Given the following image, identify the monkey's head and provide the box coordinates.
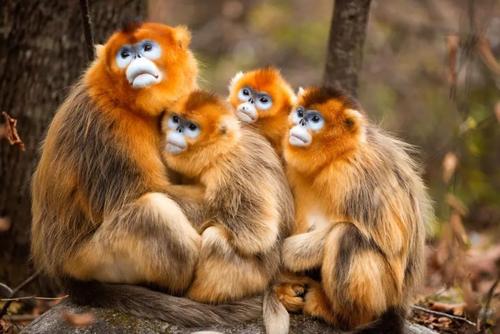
[87,22,198,117]
[228,67,295,124]
[284,86,365,173]
[162,90,240,176]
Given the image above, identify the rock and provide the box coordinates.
[21,300,438,334]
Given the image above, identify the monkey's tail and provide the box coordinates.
[65,280,262,327]
[263,286,290,334]
[352,307,405,334]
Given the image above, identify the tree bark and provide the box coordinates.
[323,0,371,95]
[0,0,145,294]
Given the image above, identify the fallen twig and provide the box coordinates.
[0,270,41,321]
[412,305,476,327]
[1,295,68,302]
[5,314,38,322]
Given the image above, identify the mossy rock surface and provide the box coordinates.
[21,300,438,334]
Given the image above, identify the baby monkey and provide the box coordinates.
[279,87,431,333]
[162,90,294,334]
[228,67,295,154]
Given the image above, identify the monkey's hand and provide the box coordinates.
[198,220,216,234]
[166,184,207,228]
[200,225,234,256]
[225,215,280,257]
[282,224,333,272]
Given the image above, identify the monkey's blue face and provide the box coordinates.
[235,87,273,123]
[288,106,325,147]
[115,40,163,89]
[164,114,201,154]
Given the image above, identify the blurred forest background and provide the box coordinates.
[0,0,499,333]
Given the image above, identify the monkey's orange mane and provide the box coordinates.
[85,22,198,119]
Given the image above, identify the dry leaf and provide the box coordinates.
[437,316,452,327]
[461,279,481,317]
[429,301,466,316]
[442,153,458,184]
[1,112,25,151]
[0,217,11,233]
[61,311,95,328]
[0,319,12,333]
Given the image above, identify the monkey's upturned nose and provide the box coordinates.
[299,119,307,126]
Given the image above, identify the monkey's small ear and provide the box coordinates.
[219,115,239,135]
[344,109,364,129]
[228,71,244,93]
[174,25,191,49]
[297,87,305,97]
[94,44,105,59]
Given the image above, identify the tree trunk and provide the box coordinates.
[323,0,371,95]
[0,0,145,294]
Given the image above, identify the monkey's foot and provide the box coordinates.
[275,282,306,312]
[303,282,335,324]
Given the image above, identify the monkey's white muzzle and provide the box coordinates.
[166,132,187,155]
[126,58,162,89]
[236,102,257,123]
[288,126,312,147]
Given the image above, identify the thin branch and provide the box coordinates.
[0,283,14,296]
[479,275,500,329]
[0,270,41,321]
[5,314,38,322]
[1,295,68,302]
[79,0,95,61]
[412,305,477,327]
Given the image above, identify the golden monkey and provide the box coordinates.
[31,22,260,326]
[162,90,294,334]
[228,67,295,154]
[277,87,431,333]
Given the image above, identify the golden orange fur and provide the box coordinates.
[228,67,295,154]
[278,87,431,333]
[31,23,261,326]
[87,22,197,118]
[162,91,294,333]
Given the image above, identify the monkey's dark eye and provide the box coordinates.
[143,42,153,52]
[185,122,200,138]
[120,50,130,58]
[172,115,179,123]
[307,112,324,131]
[116,46,133,68]
[297,108,304,118]
[259,97,268,103]
[238,87,253,102]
